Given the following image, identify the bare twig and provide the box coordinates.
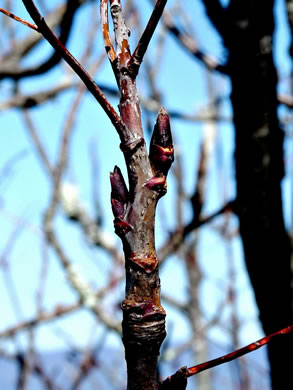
[158,200,235,262]
[110,0,131,71]
[128,0,167,77]
[0,2,67,63]
[152,0,228,73]
[186,325,293,377]
[22,0,125,137]
[0,271,125,340]
[159,326,293,389]
[1,1,85,80]
[0,7,38,30]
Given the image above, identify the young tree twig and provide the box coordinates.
[0,7,38,31]
[22,0,125,137]
[128,0,167,78]
[159,325,293,389]
[99,1,175,388]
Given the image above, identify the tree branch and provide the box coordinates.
[128,0,167,78]
[22,0,125,137]
[99,2,175,388]
[150,0,228,73]
[158,200,235,263]
[0,2,77,80]
[186,325,293,377]
[159,325,293,389]
[0,7,38,31]
[1,1,84,80]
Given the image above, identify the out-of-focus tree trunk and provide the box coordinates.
[202,0,293,388]
[227,1,292,388]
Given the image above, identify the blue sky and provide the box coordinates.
[0,1,291,377]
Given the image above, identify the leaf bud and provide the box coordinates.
[110,166,128,218]
[149,107,174,175]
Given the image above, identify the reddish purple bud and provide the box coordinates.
[150,144,174,163]
[111,199,125,219]
[150,107,174,175]
[151,107,173,148]
[114,219,133,234]
[110,166,128,203]
[110,166,129,218]
[145,176,166,191]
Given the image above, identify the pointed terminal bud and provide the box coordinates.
[110,166,129,218]
[149,107,174,175]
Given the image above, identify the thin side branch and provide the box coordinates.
[1,1,84,80]
[159,326,293,389]
[129,0,168,77]
[187,325,293,377]
[22,0,126,138]
[158,200,235,263]
[149,0,228,73]
[0,7,39,31]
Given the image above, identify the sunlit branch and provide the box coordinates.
[110,0,131,71]
[0,7,38,30]
[22,0,126,138]
[159,325,293,389]
[100,0,116,63]
[186,325,293,377]
[129,0,167,77]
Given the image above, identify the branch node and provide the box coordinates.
[144,176,167,194]
[120,137,145,156]
[114,218,134,235]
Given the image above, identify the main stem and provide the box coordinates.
[105,2,174,388]
[118,96,167,390]
[112,81,172,389]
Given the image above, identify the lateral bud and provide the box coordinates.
[110,166,129,218]
[145,176,166,192]
[114,219,133,235]
[149,107,174,175]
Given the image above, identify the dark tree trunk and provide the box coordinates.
[202,0,293,387]
[226,1,293,388]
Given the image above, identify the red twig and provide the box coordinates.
[21,0,126,138]
[160,325,293,388]
[129,0,168,77]
[186,325,293,377]
[0,7,39,31]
